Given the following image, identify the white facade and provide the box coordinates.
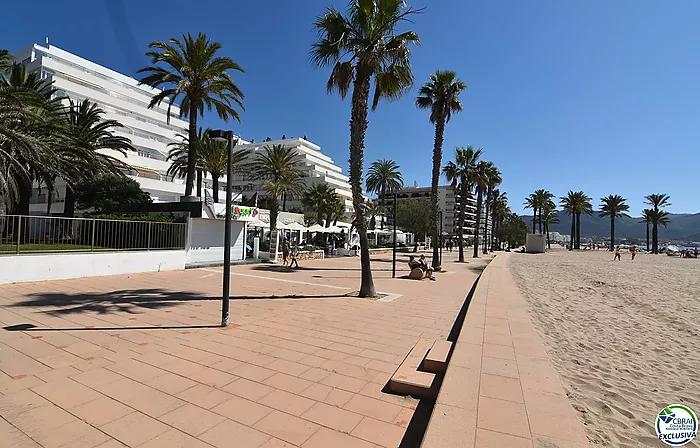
[14,43,359,216]
[14,43,195,212]
[231,138,357,216]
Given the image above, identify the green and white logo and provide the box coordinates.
[656,404,697,446]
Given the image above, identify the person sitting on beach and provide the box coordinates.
[630,245,637,260]
[408,255,435,280]
[419,255,436,280]
[614,245,621,261]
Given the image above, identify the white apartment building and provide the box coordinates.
[14,43,358,216]
[378,185,478,238]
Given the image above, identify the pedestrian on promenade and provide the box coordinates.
[290,243,300,269]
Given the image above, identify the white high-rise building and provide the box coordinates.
[14,43,358,216]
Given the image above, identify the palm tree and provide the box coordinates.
[197,132,251,203]
[366,159,403,229]
[471,161,491,258]
[482,164,502,254]
[524,194,537,234]
[416,70,467,267]
[489,190,507,250]
[303,183,337,225]
[251,145,304,233]
[311,1,420,297]
[640,209,653,251]
[0,50,12,72]
[364,202,379,230]
[644,193,672,254]
[540,203,559,249]
[599,195,630,251]
[534,189,554,234]
[442,145,482,261]
[560,191,577,250]
[138,32,245,198]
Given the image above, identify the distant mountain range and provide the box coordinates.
[518,212,700,242]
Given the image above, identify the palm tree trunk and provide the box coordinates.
[532,209,536,234]
[430,118,446,269]
[282,192,287,212]
[610,216,615,251]
[212,176,219,203]
[380,185,385,230]
[652,223,658,254]
[570,215,575,250]
[576,213,581,250]
[457,185,466,262]
[473,189,482,258]
[538,209,542,234]
[196,170,203,198]
[545,223,550,249]
[64,185,76,218]
[646,222,650,251]
[46,185,53,216]
[482,191,490,254]
[349,64,375,297]
[186,104,198,198]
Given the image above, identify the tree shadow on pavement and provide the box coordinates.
[9,288,348,316]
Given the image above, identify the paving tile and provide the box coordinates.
[254,410,320,445]
[139,428,213,448]
[301,426,375,448]
[482,343,516,361]
[343,394,402,423]
[31,377,102,408]
[70,368,125,388]
[475,428,532,447]
[100,412,170,447]
[35,365,82,383]
[230,363,277,382]
[159,403,226,436]
[477,396,530,439]
[176,383,232,409]
[483,332,513,347]
[266,358,310,376]
[300,383,332,401]
[70,396,135,426]
[0,417,43,447]
[12,404,77,437]
[479,373,524,403]
[420,403,476,448]
[481,356,520,379]
[532,435,591,448]
[259,438,297,448]
[116,383,185,418]
[259,389,316,415]
[39,419,109,448]
[529,415,589,444]
[302,401,364,432]
[263,372,313,394]
[211,395,274,426]
[351,416,405,448]
[145,371,198,395]
[435,366,480,410]
[200,419,271,448]
[222,378,275,401]
[106,358,165,382]
[393,407,414,428]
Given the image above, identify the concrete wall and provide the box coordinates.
[0,250,185,285]
[186,218,245,265]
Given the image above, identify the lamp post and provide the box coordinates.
[392,194,397,279]
[439,210,443,266]
[208,129,235,327]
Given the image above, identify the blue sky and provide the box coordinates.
[3,0,699,215]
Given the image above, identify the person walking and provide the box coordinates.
[614,245,621,261]
[630,245,637,260]
[290,243,300,269]
[282,238,290,266]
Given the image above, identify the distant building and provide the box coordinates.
[377,185,482,240]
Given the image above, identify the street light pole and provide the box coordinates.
[209,129,235,327]
[439,211,443,266]
[392,194,397,279]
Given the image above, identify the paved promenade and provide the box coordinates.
[422,253,590,447]
[0,251,487,448]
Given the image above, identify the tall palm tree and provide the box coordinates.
[251,145,304,233]
[364,201,380,230]
[644,193,672,254]
[442,145,482,261]
[524,194,537,234]
[138,32,245,198]
[574,191,594,249]
[640,209,653,251]
[560,191,577,250]
[489,190,507,250]
[482,164,502,254]
[59,99,134,217]
[311,1,420,297]
[471,161,491,258]
[599,194,630,250]
[366,159,403,229]
[540,203,559,249]
[303,183,337,225]
[197,132,251,203]
[416,70,467,268]
[534,189,554,234]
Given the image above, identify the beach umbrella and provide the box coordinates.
[326,226,343,234]
[307,224,326,232]
[286,222,307,231]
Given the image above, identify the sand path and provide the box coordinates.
[510,249,700,447]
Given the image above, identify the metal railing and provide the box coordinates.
[0,215,186,255]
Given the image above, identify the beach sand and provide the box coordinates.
[509,248,700,447]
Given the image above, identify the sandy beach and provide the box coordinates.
[510,249,700,447]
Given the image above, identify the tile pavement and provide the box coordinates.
[421,253,591,448]
[0,251,487,447]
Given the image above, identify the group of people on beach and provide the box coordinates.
[408,254,436,280]
[613,245,637,261]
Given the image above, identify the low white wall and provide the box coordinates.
[0,250,186,285]
[186,218,245,265]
